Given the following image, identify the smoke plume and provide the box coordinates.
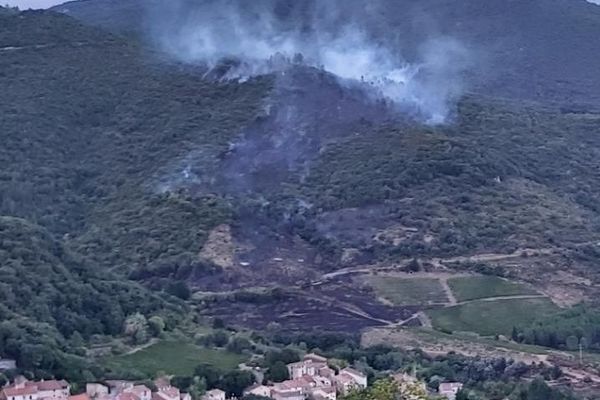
[147,0,471,124]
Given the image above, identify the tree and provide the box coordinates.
[406,258,420,272]
[264,349,300,367]
[266,361,289,383]
[171,376,193,391]
[565,335,579,351]
[455,389,470,400]
[148,316,165,337]
[217,370,255,398]
[526,378,553,400]
[123,313,148,335]
[212,331,230,347]
[0,373,8,387]
[167,281,191,300]
[70,331,85,348]
[197,331,229,347]
[212,318,225,329]
[226,337,252,354]
[194,364,221,389]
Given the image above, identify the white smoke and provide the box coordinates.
[149,1,470,124]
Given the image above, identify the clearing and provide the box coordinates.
[448,275,538,302]
[104,340,246,376]
[427,297,560,336]
[368,275,449,306]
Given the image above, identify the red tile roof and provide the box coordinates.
[3,386,38,397]
[38,381,69,391]
[157,387,179,399]
[116,393,140,400]
[69,394,90,400]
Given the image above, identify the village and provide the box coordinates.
[0,354,463,400]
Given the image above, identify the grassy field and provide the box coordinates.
[369,276,448,306]
[427,297,560,336]
[448,275,538,302]
[104,341,246,376]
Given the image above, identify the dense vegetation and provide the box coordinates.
[3,5,600,399]
[0,216,184,381]
[0,9,270,272]
[513,305,600,351]
[0,8,267,380]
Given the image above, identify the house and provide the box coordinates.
[125,386,151,400]
[2,384,39,400]
[438,383,463,400]
[1,379,70,400]
[201,389,225,400]
[311,376,332,389]
[69,394,91,400]
[287,359,328,380]
[86,384,109,399]
[243,385,272,398]
[115,393,140,400]
[338,369,366,389]
[302,354,327,364]
[37,380,70,400]
[287,361,313,380]
[309,386,336,400]
[316,367,334,379]
[270,388,304,400]
[333,368,367,394]
[155,386,180,400]
[105,382,134,395]
[153,379,170,392]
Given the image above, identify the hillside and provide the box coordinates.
[51,0,600,108]
[0,215,185,381]
[5,3,600,390]
[0,8,265,379]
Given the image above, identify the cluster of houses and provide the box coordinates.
[242,354,367,400]
[0,377,191,400]
[0,356,462,400]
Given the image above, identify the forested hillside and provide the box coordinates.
[5,2,600,393]
[0,8,267,380]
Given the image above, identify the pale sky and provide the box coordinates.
[5,0,600,9]
[4,0,600,8]
[3,0,600,10]
[3,0,65,9]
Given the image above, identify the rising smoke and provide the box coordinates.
[146,0,471,124]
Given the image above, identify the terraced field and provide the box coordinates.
[448,275,538,302]
[368,276,449,306]
[427,297,560,336]
[104,340,246,376]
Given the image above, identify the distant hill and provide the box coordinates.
[50,0,600,108]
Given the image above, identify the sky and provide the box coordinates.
[4,0,600,8]
[4,0,65,8]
